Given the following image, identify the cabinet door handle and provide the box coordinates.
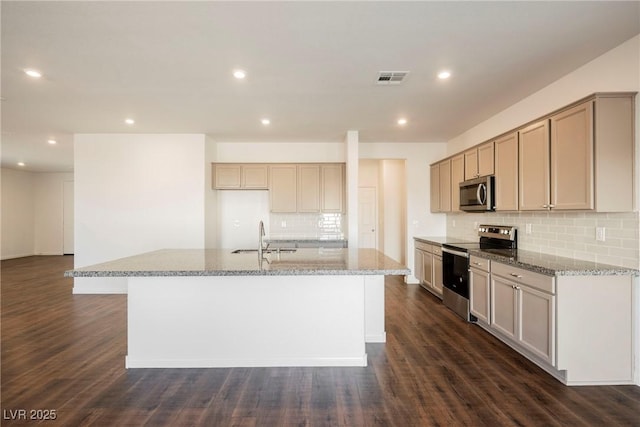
[473,262,483,266]
[510,273,522,278]
[548,204,556,208]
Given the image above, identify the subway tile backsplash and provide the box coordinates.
[270,213,346,240]
[447,211,639,269]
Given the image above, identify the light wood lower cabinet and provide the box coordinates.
[469,256,490,325]
[490,262,556,368]
[413,240,442,299]
[432,248,443,297]
[465,257,633,385]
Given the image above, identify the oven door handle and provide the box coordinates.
[442,247,469,258]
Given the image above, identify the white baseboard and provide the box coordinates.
[125,354,368,368]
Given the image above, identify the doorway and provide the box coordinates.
[358,159,406,264]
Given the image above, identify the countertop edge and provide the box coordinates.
[65,268,411,278]
[468,250,639,277]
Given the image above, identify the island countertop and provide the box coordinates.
[65,248,411,277]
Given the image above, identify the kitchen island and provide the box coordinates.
[66,248,409,368]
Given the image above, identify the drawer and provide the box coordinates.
[469,255,490,272]
[491,262,555,294]
[431,245,443,256]
[414,241,433,253]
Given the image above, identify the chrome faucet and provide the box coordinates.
[258,220,267,261]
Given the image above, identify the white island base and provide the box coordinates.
[125,274,385,368]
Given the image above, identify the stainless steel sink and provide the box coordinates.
[231,248,297,254]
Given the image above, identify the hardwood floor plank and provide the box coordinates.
[1,256,639,426]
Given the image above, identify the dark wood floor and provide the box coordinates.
[1,256,639,426]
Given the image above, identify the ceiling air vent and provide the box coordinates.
[376,71,409,85]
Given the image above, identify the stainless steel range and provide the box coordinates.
[441,225,517,321]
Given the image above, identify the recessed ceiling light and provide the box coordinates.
[17,162,26,167]
[261,118,271,125]
[125,118,135,125]
[233,69,246,79]
[438,70,451,80]
[48,139,57,145]
[397,118,408,125]
[24,69,42,78]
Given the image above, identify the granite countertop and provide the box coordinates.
[469,248,638,277]
[414,236,477,246]
[414,236,638,276]
[65,248,410,278]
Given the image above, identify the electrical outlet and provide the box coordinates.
[473,221,479,230]
[452,219,456,228]
[281,220,287,228]
[596,227,606,242]
[525,223,532,234]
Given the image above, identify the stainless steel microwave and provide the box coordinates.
[459,176,495,212]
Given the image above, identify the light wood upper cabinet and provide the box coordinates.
[297,164,321,212]
[464,141,495,180]
[269,164,298,212]
[494,132,519,211]
[430,160,452,213]
[213,164,242,189]
[550,101,594,210]
[270,163,345,213]
[478,141,495,177]
[464,149,478,180]
[242,164,269,189]
[438,159,452,212]
[518,119,550,211]
[451,154,464,212]
[430,164,440,213]
[593,95,634,212]
[213,164,268,189]
[516,94,634,212]
[430,159,460,212]
[321,164,345,213]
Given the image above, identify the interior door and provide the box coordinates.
[358,187,377,249]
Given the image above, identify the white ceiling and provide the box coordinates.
[2,1,639,172]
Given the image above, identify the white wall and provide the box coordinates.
[360,142,448,281]
[216,142,345,163]
[73,134,205,293]
[1,168,74,260]
[1,168,35,259]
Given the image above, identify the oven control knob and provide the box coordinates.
[459,277,463,283]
